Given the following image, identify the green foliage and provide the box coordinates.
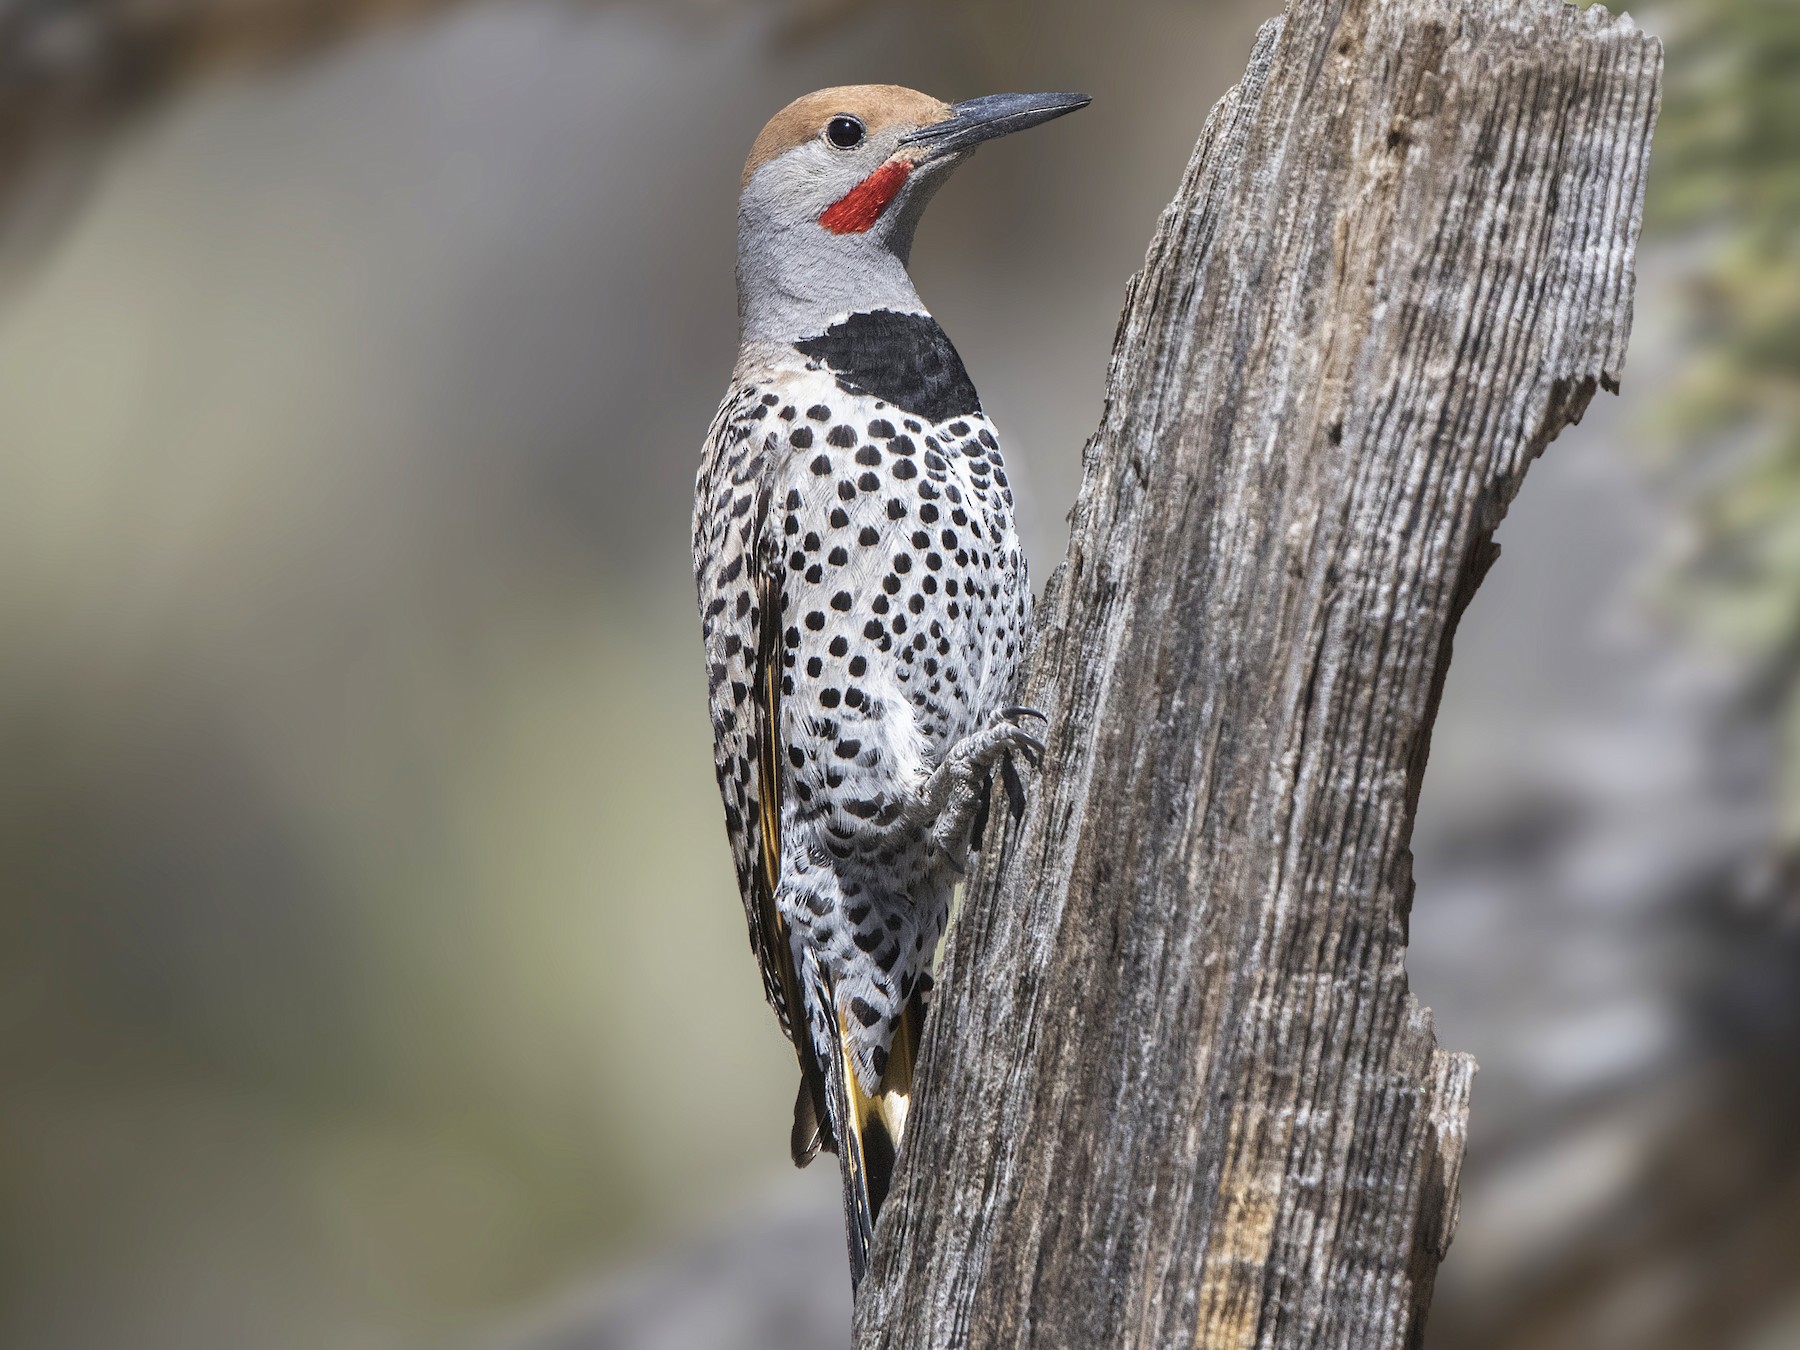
[1651,0,1800,846]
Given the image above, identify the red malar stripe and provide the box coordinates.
[819,159,913,235]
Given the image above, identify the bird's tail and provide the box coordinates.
[801,962,921,1286]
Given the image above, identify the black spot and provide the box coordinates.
[856,445,882,466]
[791,427,814,449]
[848,655,867,676]
[893,553,912,573]
[807,405,831,421]
[919,503,939,523]
[788,746,804,769]
[830,508,850,529]
[858,472,881,492]
[838,480,857,502]
[828,546,849,566]
[827,424,858,449]
[867,419,895,439]
[829,636,849,657]
[851,997,882,1027]
[810,454,832,475]
[859,526,880,546]
[830,591,852,611]
[893,459,918,480]
[805,611,825,631]
[836,739,862,759]
[820,688,841,707]
[882,574,901,595]
[853,927,882,953]
[887,499,907,520]
[863,620,885,640]
[806,656,823,677]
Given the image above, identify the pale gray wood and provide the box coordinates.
[854,0,1661,1345]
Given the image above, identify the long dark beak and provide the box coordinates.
[900,91,1091,161]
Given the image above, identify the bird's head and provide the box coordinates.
[735,84,1090,343]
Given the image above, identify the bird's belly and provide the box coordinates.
[767,382,1029,802]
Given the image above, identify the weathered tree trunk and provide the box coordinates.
[855,0,1660,1345]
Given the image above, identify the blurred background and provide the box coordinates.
[0,0,1793,1346]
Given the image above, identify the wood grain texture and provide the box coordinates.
[854,0,1661,1345]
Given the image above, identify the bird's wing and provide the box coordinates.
[694,388,834,1164]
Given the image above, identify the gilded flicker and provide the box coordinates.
[692,84,1088,1283]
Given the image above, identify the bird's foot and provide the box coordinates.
[915,709,1046,868]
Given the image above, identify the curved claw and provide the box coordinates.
[1011,732,1046,768]
[1002,705,1049,724]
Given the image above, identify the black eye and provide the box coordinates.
[825,115,866,150]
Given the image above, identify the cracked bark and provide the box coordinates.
[854,0,1661,1345]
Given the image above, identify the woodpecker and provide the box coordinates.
[692,84,1088,1284]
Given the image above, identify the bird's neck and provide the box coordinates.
[736,217,929,349]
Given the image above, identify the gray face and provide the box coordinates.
[750,115,951,241]
[735,130,958,348]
